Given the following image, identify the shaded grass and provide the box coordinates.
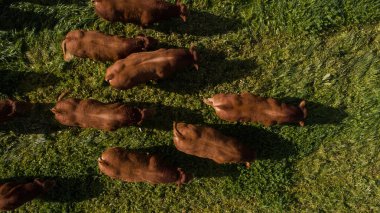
[0,0,379,212]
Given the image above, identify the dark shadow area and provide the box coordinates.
[135,145,240,179]
[124,102,204,131]
[150,47,257,94]
[152,10,242,36]
[0,175,104,202]
[306,101,348,125]
[22,0,87,5]
[209,124,297,161]
[133,122,297,178]
[0,0,86,6]
[0,70,62,96]
[276,97,348,125]
[0,7,57,31]
[155,42,182,49]
[0,103,66,134]
[43,176,104,202]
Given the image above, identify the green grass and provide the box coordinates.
[0,0,379,212]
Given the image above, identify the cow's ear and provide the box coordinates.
[50,107,59,114]
[105,74,114,81]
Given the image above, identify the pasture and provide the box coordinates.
[0,0,379,211]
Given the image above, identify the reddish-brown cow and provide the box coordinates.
[93,0,188,27]
[51,93,154,131]
[98,147,190,185]
[105,47,198,90]
[62,30,157,62]
[204,93,307,126]
[173,122,255,166]
[0,179,55,211]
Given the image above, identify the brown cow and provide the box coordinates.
[98,147,190,185]
[173,122,255,166]
[0,99,32,123]
[93,0,188,27]
[51,93,154,131]
[105,47,198,90]
[204,93,307,126]
[61,30,157,62]
[0,179,55,211]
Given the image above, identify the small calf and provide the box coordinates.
[0,99,32,123]
[173,122,255,165]
[62,30,157,62]
[105,47,198,90]
[204,93,307,126]
[51,93,153,131]
[98,147,190,185]
[0,179,55,211]
[93,0,188,27]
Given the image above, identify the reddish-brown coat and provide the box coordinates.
[51,95,153,131]
[93,0,188,26]
[98,147,190,185]
[204,93,307,126]
[173,122,256,164]
[105,47,198,90]
[62,30,157,62]
[0,179,55,211]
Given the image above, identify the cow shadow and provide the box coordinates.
[134,146,240,179]
[0,6,57,31]
[152,10,242,36]
[134,123,296,179]
[0,103,66,134]
[0,70,62,96]
[0,101,203,134]
[0,175,104,202]
[276,97,348,125]
[208,124,298,160]
[150,47,257,94]
[126,102,204,131]
[43,176,104,202]
[21,0,87,5]
[0,0,86,6]
[306,101,348,125]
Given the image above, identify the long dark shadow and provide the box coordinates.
[150,47,257,94]
[152,10,242,36]
[276,97,348,125]
[134,122,297,179]
[0,7,57,31]
[208,124,298,161]
[0,175,104,202]
[0,103,66,134]
[0,70,62,96]
[1,0,86,6]
[42,176,104,202]
[134,145,240,179]
[126,102,204,131]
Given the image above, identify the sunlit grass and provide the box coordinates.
[0,0,379,211]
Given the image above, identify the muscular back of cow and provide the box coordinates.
[51,94,153,131]
[105,47,198,90]
[173,122,256,165]
[98,147,190,185]
[93,0,188,26]
[62,30,157,62]
[204,93,307,126]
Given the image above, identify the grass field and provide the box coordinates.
[0,0,379,212]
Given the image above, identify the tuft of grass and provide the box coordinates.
[0,0,379,212]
